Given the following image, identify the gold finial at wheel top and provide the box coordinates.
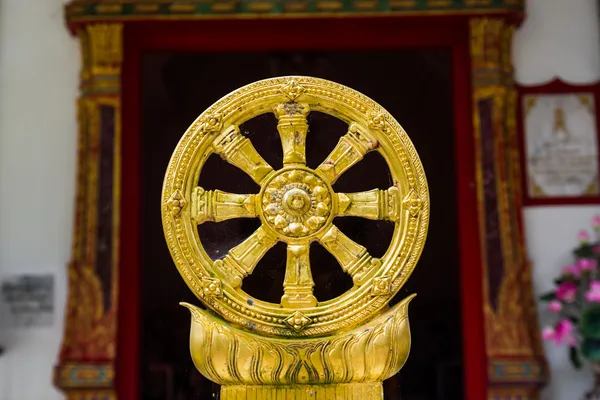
[162,76,429,338]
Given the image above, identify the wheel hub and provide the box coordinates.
[260,168,332,239]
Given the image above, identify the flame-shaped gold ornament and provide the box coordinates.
[162,76,429,399]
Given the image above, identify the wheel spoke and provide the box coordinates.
[274,102,309,165]
[281,243,317,308]
[318,225,381,286]
[316,123,378,184]
[191,187,257,224]
[214,226,278,288]
[212,125,274,184]
[336,187,401,222]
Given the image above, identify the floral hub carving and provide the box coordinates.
[260,169,332,238]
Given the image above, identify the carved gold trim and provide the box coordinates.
[426,0,452,7]
[96,4,123,14]
[466,0,493,6]
[389,0,417,7]
[169,2,197,12]
[56,23,123,399]
[65,0,524,26]
[66,391,116,400]
[59,97,121,360]
[54,363,115,389]
[79,24,123,95]
[470,17,546,390]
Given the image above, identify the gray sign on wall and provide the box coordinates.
[0,274,54,328]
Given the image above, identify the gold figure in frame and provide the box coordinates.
[161,76,430,399]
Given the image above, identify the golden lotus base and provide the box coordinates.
[183,296,414,399]
[220,383,383,399]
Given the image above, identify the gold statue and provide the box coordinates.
[162,76,429,399]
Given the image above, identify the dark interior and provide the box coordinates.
[140,50,462,399]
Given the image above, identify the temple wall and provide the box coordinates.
[0,0,598,399]
[514,0,600,399]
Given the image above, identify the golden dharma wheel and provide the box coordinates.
[162,76,429,338]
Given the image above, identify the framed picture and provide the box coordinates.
[517,78,600,205]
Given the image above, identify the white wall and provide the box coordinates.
[514,0,600,399]
[0,0,79,399]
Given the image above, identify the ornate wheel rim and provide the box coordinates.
[162,76,429,337]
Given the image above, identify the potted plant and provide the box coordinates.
[540,216,600,399]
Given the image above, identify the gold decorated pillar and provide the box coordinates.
[54,24,122,400]
[470,17,547,399]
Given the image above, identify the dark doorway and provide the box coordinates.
[140,50,462,399]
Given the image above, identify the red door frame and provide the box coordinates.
[119,17,485,400]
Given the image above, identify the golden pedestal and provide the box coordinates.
[221,384,382,399]
[183,296,413,399]
[162,77,429,399]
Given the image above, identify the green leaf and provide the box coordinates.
[570,346,583,369]
[575,244,596,259]
[539,291,556,301]
[554,277,580,285]
[581,305,600,339]
[582,338,600,362]
[554,277,567,285]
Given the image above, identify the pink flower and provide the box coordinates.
[542,320,576,346]
[579,230,591,242]
[586,281,600,303]
[579,258,598,272]
[594,246,600,254]
[548,300,562,312]
[555,319,575,346]
[593,215,600,230]
[562,264,581,278]
[557,282,578,303]
[542,326,555,340]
